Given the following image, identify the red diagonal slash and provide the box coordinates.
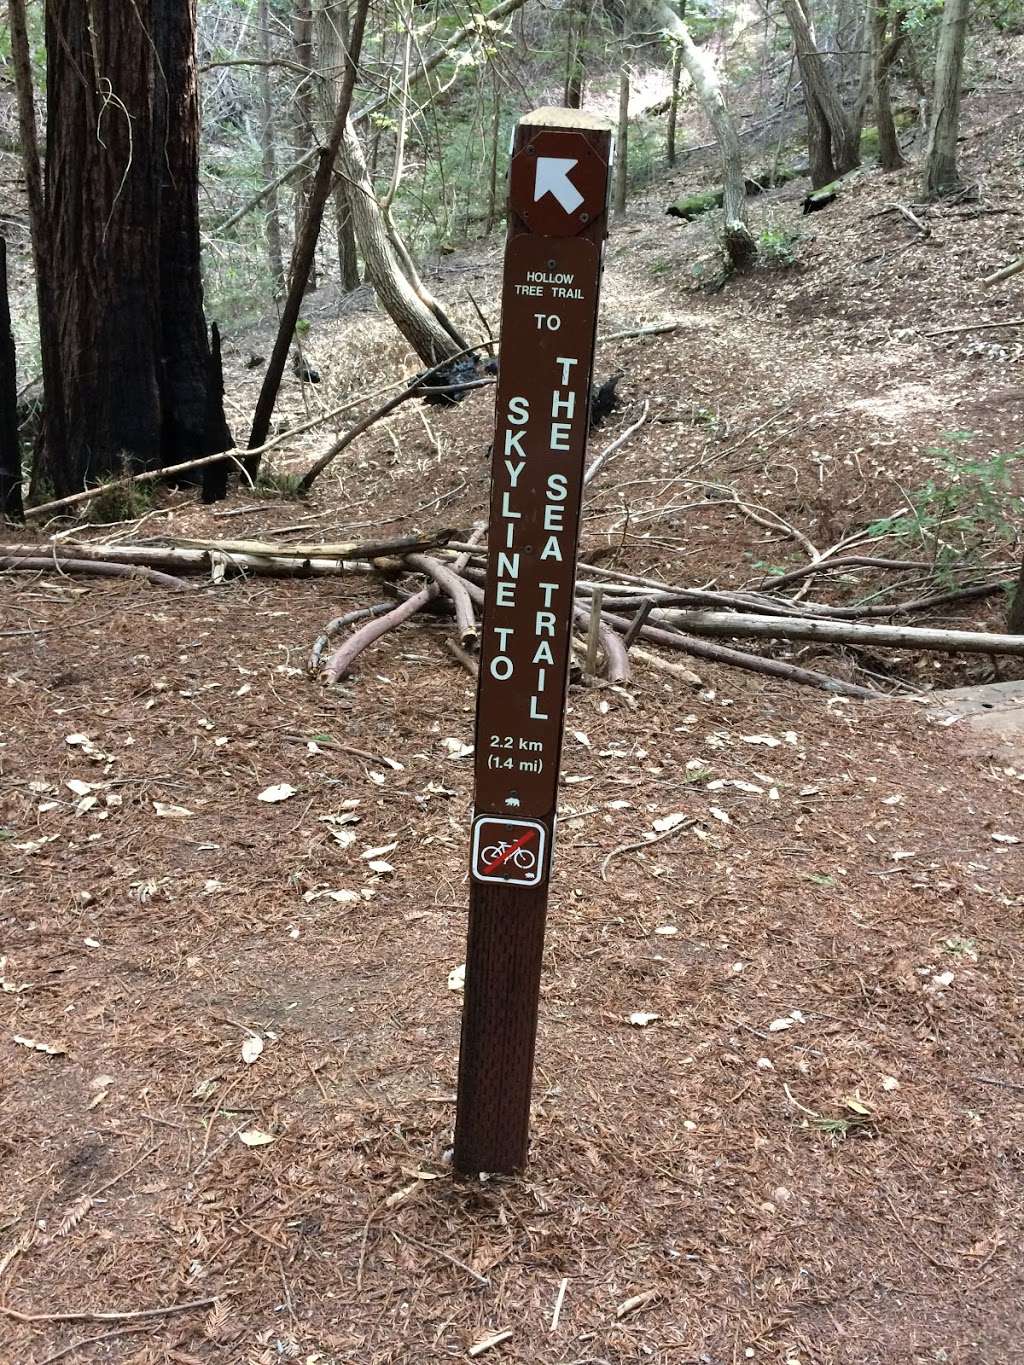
[482,829,538,876]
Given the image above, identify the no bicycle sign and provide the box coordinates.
[454,109,612,1178]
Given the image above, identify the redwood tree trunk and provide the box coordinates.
[38,0,163,498]
[153,0,234,491]
[259,0,286,290]
[317,0,360,292]
[36,0,232,502]
[293,2,319,293]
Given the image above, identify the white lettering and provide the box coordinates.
[504,459,525,488]
[539,582,560,608]
[551,390,576,419]
[504,428,526,458]
[507,395,529,424]
[496,582,516,607]
[550,422,571,451]
[501,491,521,519]
[547,473,568,501]
[490,656,514,680]
[529,695,549,720]
[495,627,515,650]
[533,641,554,664]
[535,667,547,691]
[557,357,579,386]
[535,611,556,637]
[497,552,520,580]
[540,535,563,561]
[543,504,565,532]
[534,314,562,331]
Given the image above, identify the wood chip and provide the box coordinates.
[616,1288,661,1318]
[468,1329,513,1357]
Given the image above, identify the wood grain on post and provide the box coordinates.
[454,108,612,1177]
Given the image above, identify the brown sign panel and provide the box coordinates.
[473,231,602,823]
[455,110,611,1178]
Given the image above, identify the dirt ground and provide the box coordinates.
[3,44,1024,1365]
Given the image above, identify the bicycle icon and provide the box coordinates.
[481,840,537,873]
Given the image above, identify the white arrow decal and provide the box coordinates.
[534,157,584,215]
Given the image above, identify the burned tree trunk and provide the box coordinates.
[34,0,232,503]
[153,0,234,499]
[36,0,163,498]
[0,240,23,520]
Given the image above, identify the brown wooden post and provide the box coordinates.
[454,108,612,1177]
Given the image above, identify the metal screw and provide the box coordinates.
[580,211,590,223]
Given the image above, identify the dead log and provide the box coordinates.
[650,608,1024,657]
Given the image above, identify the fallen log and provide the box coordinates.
[0,541,377,578]
[602,610,881,699]
[649,609,1024,657]
[0,554,190,591]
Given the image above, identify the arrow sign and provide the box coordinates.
[534,157,583,215]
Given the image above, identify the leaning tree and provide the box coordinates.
[30,0,232,502]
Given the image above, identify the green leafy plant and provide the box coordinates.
[757,222,801,268]
[865,434,1021,578]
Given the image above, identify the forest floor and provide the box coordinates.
[3,44,1024,1365]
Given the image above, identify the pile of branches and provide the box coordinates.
[3,527,1022,702]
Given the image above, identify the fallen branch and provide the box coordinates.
[0,1295,221,1325]
[597,322,679,344]
[649,608,1024,657]
[324,586,437,682]
[0,542,375,580]
[574,601,632,684]
[406,552,477,647]
[308,603,396,673]
[583,402,650,487]
[982,255,1024,287]
[0,554,189,591]
[296,344,487,495]
[602,610,881,699]
[922,317,1024,337]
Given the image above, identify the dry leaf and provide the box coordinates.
[241,1036,264,1065]
[257,783,296,803]
[66,778,95,796]
[55,1195,93,1238]
[153,801,193,818]
[652,812,688,833]
[238,1129,276,1148]
[447,963,466,992]
[367,860,394,875]
[627,1011,660,1027]
[441,737,473,759]
[362,842,398,860]
[13,1034,66,1056]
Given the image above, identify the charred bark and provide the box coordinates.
[35,0,232,503]
[0,239,23,520]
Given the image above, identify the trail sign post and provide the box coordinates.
[454,108,612,1177]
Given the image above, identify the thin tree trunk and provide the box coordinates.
[564,0,588,107]
[873,3,908,170]
[923,0,969,198]
[246,0,371,472]
[614,62,630,216]
[258,0,285,290]
[781,0,861,187]
[849,0,875,144]
[292,2,318,292]
[485,72,501,234]
[9,0,66,491]
[667,41,683,167]
[317,0,360,291]
[339,118,462,366]
[0,239,23,520]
